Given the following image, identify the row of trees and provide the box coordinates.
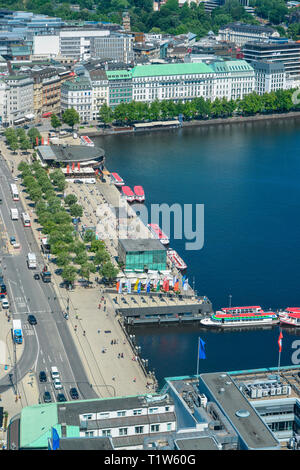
[51,108,80,130]
[99,89,298,125]
[18,161,118,285]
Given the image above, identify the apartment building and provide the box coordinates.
[243,40,300,77]
[88,68,109,120]
[2,74,34,125]
[219,22,279,47]
[107,69,132,109]
[61,77,92,121]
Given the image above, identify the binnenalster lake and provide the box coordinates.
[94,119,300,385]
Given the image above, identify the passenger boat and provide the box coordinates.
[147,223,169,245]
[134,185,145,202]
[121,186,135,202]
[279,308,300,326]
[111,172,125,186]
[200,306,279,327]
[80,135,94,147]
[167,248,187,270]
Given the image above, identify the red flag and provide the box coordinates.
[278,331,283,353]
[116,281,120,292]
[174,280,179,292]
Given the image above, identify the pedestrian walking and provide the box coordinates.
[83,330,86,336]
[74,325,77,332]
[133,377,136,383]
[97,329,101,334]
[112,376,115,381]
[98,304,101,309]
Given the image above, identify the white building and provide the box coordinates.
[61,77,92,122]
[2,75,34,125]
[251,61,286,95]
[218,22,279,47]
[88,68,109,120]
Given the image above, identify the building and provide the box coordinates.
[36,144,105,170]
[10,393,176,450]
[122,11,131,32]
[9,365,300,450]
[251,61,286,95]
[131,60,255,104]
[118,239,167,271]
[31,67,62,118]
[218,22,279,47]
[107,69,132,109]
[90,33,134,64]
[88,68,109,120]
[61,77,92,122]
[243,40,300,77]
[2,74,34,125]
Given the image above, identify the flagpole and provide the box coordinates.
[277,328,282,377]
[196,337,200,380]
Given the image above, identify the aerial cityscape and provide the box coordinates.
[0,0,300,455]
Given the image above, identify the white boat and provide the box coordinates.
[147,223,169,245]
[279,308,300,326]
[111,172,125,187]
[167,248,187,270]
[201,306,279,327]
[80,135,94,147]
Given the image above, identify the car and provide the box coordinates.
[34,273,40,280]
[13,176,18,181]
[57,393,67,402]
[36,123,42,127]
[74,179,83,184]
[28,314,37,325]
[0,293,5,300]
[10,236,16,246]
[39,371,47,383]
[53,378,62,390]
[1,299,9,309]
[55,268,63,276]
[0,284,7,294]
[43,391,52,403]
[23,125,29,129]
[70,387,79,399]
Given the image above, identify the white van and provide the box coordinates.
[51,366,60,380]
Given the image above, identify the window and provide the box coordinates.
[135,426,144,434]
[99,412,110,419]
[117,411,126,417]
[85,431,94,437]
[167,423,172,431]
[149,407,158,414]
[150,424,160,433]
[119,427,128,436]
[102,429,111,437]
[133,409,142,415]
[82,414,93,420]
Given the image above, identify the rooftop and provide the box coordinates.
[37,144,105,163]
[119,238,167,253]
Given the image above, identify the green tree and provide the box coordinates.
[99,103,114,125]
[100,261,119,281]
[69,204,83,218]
[64,194,78,206]
[51,114,62,130]
[62,108,80,129]
[62,265,77,284]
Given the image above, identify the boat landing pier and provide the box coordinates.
[107,292,212,325]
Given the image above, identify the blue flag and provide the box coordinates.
[198,338,206,360]
[146,280,150,293]
[182,275,186,288]
[52,427,60,450]
[137,281,141,294]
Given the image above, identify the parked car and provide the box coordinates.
[34,273,40,280]
[1,299,9,309]
[70,387,79,400]
[23,125,29,129]
[28,314,37,325]
[53,378,62,390]
[0,284,7,294]
[43,391,52,403]
[39,371,47,383]
[74,179,83,184]
[57,393,67,402]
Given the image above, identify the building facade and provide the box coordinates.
[251,61,286,95]
[61,77,92,121]
[107,69,132,108]
[2,74,34,125]
[218,22,279,47]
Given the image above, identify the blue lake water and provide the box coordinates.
[95,119,300,384]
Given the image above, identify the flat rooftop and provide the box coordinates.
[175,437,220,451]
[200,372,280,449]
[37,144,105,163]
[119,238,167,252]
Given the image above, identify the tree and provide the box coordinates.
[69,204,83,218]
[90,239,106,253]
[10,139,19,154]
[74,251,88,266]
[51,114,62,130]
[64,194,78,206]
[100,261,119,281]
[93,249,110,268]
[56,251,72,266]
[83,229,96,243]
[27,127,41,146]
[62,108,80,129]
[18,161,29,172]
[99,103,114,125]
[62,265,77,284]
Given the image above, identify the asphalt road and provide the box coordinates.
[0,153,98,402]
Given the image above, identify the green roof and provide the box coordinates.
[211,60,254,73]
[20,403,59,449]
[132,62,213,78]
[106,70,132,80]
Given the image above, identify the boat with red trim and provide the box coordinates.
[200,306,279,327]
[80,135,94,147]
[279,308,300,326]
[134,185,145,202]
[111,172,125,186]
[167,248,187,270]
[147,223,169,245]
[121,186,135,202]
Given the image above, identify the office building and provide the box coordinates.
[118,239,167,271]
[61,77,92,121]
[243,40,300,77]
[251,61,286,95]
[219,22,279,47]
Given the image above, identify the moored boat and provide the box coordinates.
[279,308,300,326]
[134,185,145,202]
[201,306,278,327]
[111,172,125,186]
[121,186,135,202]
[80,135,94,147]
[167,248,187,270]
[147,223,169,245]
